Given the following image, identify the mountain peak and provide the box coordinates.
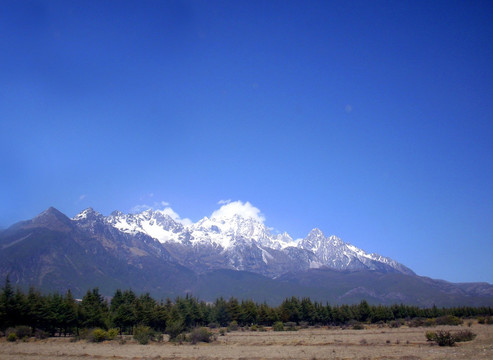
[307,228,325,237]
[30,207,73,232]
[73,208,104,222]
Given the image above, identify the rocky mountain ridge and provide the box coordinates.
[1,206,493,306]
[72,206,415,277]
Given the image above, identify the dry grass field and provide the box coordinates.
[1,323,492,360]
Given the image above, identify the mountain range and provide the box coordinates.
[1,204,492,306]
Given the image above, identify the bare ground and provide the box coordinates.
[1,324,492,360]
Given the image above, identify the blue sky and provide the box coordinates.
[1,0,492,283]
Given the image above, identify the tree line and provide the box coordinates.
[1,277,492,337]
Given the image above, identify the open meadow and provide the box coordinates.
[1,323,492,360]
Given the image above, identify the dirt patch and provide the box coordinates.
[1,324,492,360]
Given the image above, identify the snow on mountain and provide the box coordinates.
[105,209,185,243]
[71,201,413,276]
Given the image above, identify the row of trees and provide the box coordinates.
[1,278,492,337]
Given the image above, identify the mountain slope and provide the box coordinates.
[1,206,492,306]
[79,207,413,277]
[0,208,195,298]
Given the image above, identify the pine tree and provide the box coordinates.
[79,288,108,329]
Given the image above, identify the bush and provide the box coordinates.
[453,330,477,343]
[208,322,219,329]
[424,318,436,327]
[7,333,17,342]
[425,331,436,341]
[133,325,154,345]
[352,322,364,330]
[79,328,89,340]
[90,328,108,343]
[227,321,239,331]
[436,315,462,326]
[14,326,32,339]
[189,327,215,344]
[389,320,403,328]
[250,324,258,331]
[435,331,456,346]
[219,328,226,336]
[426,330,455,346]
[34,329,49,340]
[285,322,297,331]
[299,321,309,329]
[273,321,284,331]
[166,319,185,340]
[107,328,119,340]
[408,318,426,327]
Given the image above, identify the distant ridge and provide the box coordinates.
[0,206,492,306]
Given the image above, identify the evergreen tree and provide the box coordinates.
[239,300,258,326]
[0,276,15,329]
[79,288,108,329]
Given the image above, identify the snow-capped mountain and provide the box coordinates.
[5,205,493,306]
[71,202,414,277]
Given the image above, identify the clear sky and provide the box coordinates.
[1,0,492,283]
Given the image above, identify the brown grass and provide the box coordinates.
[0,323,492,360]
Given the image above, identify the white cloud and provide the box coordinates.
[218,199,232,205]
[158,207,193,226]
[79,194,86,201]
[211,200,265,223]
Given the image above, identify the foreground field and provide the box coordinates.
[1,324,492,360]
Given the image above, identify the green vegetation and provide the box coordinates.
[0,277,492,344]
[273,321,284,331]
[188,327,215,344]
[425,329,477,346]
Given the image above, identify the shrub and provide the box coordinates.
[408,318,426,327]
[352,322,364,330]
[174,333,187,344]
[299,321,309,329]
[34,329,49,340]
[273,321,284,331]
[425,331,436,341]
[90,328,108,343]
[453,330,476,342]
[389,320,403,328]
[250,324,258,331]
[208,322,219,329]
[14,326,32,339]
[258,325,266,332]
[166,319,185,340]
[133,325,154,345]
[7,333,17,342]
[436,315,462,326]
[227,321,239,331]
[107,328,119,340]
[79,328,89,340]
[426,330,455,346]
[219,328,226,336]
[424,318,436,327]
[285,322,298,331]
[189,327,215,344]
